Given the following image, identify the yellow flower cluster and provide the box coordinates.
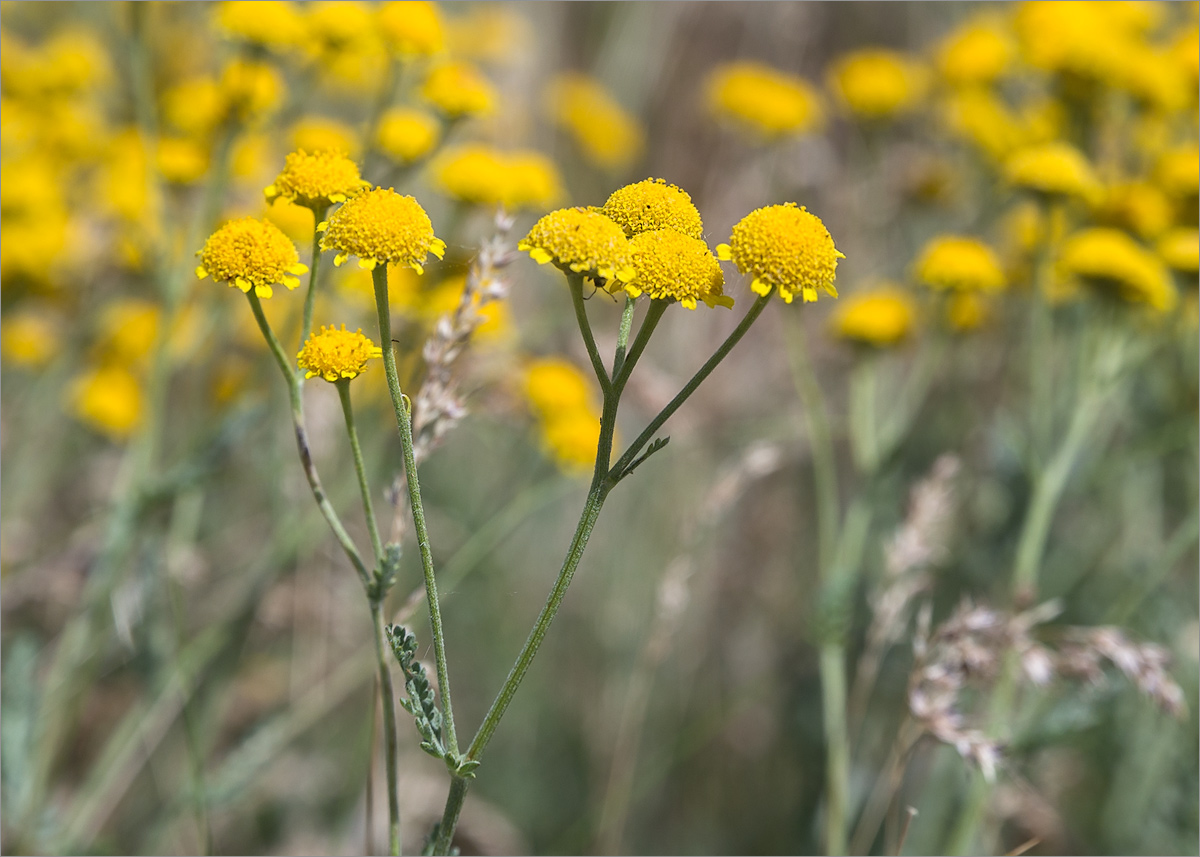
[520,207,636,285]
[523,358,601,473]
[297,325,383,382]
[320,188,446,273]
[707,62,825,139]
[197,217,310,299]
[623,229,732,310]
[831,287,916,346]
[600,178,704,240]
[432,145,562,210]
[546,73,644,170]
[717,204,844,304]
[264,149,370,210]
[914,236,1005,293]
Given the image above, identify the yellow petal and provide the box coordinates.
[750,278,772,297]
[430,238,447,259]
[195,266,208,280]
[256,284,274,299]
[715,243,732,261]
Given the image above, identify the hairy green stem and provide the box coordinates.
[612,294,637,377]
[372,265,459,757]
[300,208,328,356]
[569,274,614,394]
[820,644,850,856]
[336,380,385,565]
[371,600,403,856]
[611,299,668,392]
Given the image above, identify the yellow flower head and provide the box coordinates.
[503,152,563,210]
[946,291,988,332]
[936,16,1015,87]
[197,217,309,299]
[162,77,224,138]
[68,365,144,440]
[706,61,825,139]
[1006,142,1100,201]
[290,117,360,159]
[601,178,704,240]
[320,188,446,273]
[940,89,1023,162]
[545,73,644,170]
[524,357,595,416]
[264,149,370,210]
[96,299,161,366]
[376,107,441,165]
[431,145,562,210]
[716,203,843,304]
[1059,228,1176,311]
[421,61,496,118]
[220,58,285,122]
[622,229,731,310]
[378,1,444,57]
[829,49,927,120]
[1,310,60,368]
[914,236,1005,292]
[1156,143,1200,199]
[541,409,601,473]
[1096,182,1173,241]
[297,325,383,382]
[215,1,306,51]
[157,138,210,185]
[519,207,635,284]
[1158,228,1200,274]
[830,286,915,346]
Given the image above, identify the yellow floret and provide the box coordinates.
[830,286,916,346]
[320,188,446,273]
[601,178,704,240]
[1006,142,1099,201]
[1059,228,1176,311]
[716,203,843,304]
[297,325,383,382]
[1156,143,1200,198]
[197,217,309,299]
[706,61,825,139]
[914,236,1005,292]
[622,229,731,310]
[519,207,635,284]
[264,149,370,210]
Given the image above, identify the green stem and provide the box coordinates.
[433,776,470,855]
[849,355,879,476]
[336,380,384,565]
[569,274,613,395]
[300,208,328,357]
[612,294,636,377]
[245,291,370,586]
[610,294,769,481]
[611,299,668,392]
[371,599,403,856]
[820,644,849,856]
[372,265,459,757]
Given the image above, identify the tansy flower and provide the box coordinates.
[601,178,704,240]
[157,138,209,185]
[524,357,596,417]
[914,236,1005,292]
[936,16,1015,87]
[1096,182,1173,241]
[939,89,1024,162]
[162,77,224,138]
[432,145,562,210]
[830,286,916,346]
[1,310,60,368]
[519,207,635,284]
[502,152,563,210]
[290,117,360,159]
[220,58,285,122]
[215,0,306,51]
[706,61,825,140]
[95,300,160,366]
[946,292,988,332]
[1005,142,1099,202]
[829,49,927,120]
[264,149,370,210]
[68,365,144,440]
[377,0,444,57]
[1158,228,1199,274]
[546,73,644,169]
[197,217,309,299]
[297,325,383,382]
[541,409,601,473]
[376,107,441,165]
[716,203,843,304]
[319,187,446,273]
[446,6,531,66]
[421,61,496,118]
[621,229,731,310]
[1059,228,1176,312]
[1156,143,1200,199]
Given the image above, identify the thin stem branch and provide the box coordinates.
[820,643,850,856]
[612,294,637,377]
[611,299,668,392]
[372,265,459,757]
[371,601,402,856]
[300,208,328,357]
[569,274,613,395]
[337,380,385,565]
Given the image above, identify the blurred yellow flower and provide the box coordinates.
[829,49,927,120]
[197,217,309,299]
[96,130,159,225]
[68,365,144,440]
[940,88,1023,161]
[95,300,160,366]
[320,188,446,273]
[1156,143,1200,199]
[601,178,704,240]
[546,73,644,169]
[220,58,285,123]
[1005,142,1099,201]
[290,117,360,159]
[265,198,317,243]
[717,203,843,304]
[519,207,635,284]
[1059,228,1176,311]
[623,229,731,310]
[157,137,210,185]
[215,0,305,51]
[302,1,385,86]
[162,77,225,138]
[706,61,825,139]
[265,150,370,211]
[503,152,563,211]
[446,6,531,65]
[524,358,594,416]
[376,107,441,165]
[946,291,988,332]
[830,287,916,346]
[421,61,496,118]
[541,408,601,473]
[1,310,60,368]
[377,1,444,58]
[1,29,110,100]
[914,236,1005,292]
[431,144,561,210]
[297,325,383,382]
[1158,228,1200,274]
[936,16,1015,87]
[1096,182,1173,240]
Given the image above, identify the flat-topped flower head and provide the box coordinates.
[197,217,309,299]
[601,178,704,240]
[621,229,730,310]
[319,188,445,273]
[518,207,635,284]
[264,149,370,210]
[1006,142,1099,201]
[706,61,825,140]
[716,203,843,304]
[831,286,916,346]
[914,236,1005,292]
[1060,228,1176,312]
[297,324,383,382]
[1158,228,1199,275]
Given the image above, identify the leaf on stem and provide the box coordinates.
[385,624,446,760]
[616,436,670,482]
